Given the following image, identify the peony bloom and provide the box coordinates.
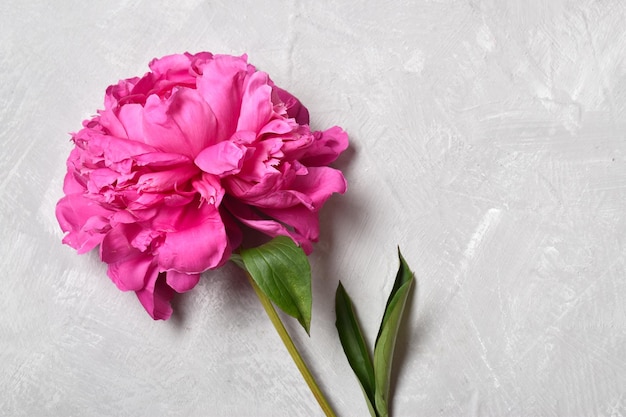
[56,52,348,320]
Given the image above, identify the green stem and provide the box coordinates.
[246,272,338,417]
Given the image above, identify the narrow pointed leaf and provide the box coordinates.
[373,249,415,417]
[335,282,378,417]
[241,236,312,333]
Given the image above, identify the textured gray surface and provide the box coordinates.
[2,1,626,416]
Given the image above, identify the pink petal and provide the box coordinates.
[105,77,140,107]
[260,205,320,243]
[165,270,200,293]
[62,167,87,195]
[192,173,225,206]
[56,194,113,253]
[225,161,299,207]
[136,271,175,320]
[287,166,347,210]
[117,103,145,142]
[156,203,229,273]
[197,55,249,142]
[228,166,345,211]
[233,138,286,183]
[88,168,122,192]
[131,229,163,252]
[168,88,219,154]
[133,152,191,168]
[136,163,198,192]
[224,198,299,243]
[225,169,285,201]
[142,88,217,157]
[83,130,160,163]
[299,126,349,166]
[236,70,273,133]
[259,118,298,136]
[279,130,314,156]
[162,192,196,207]
[250,165,345,210]
[229,130,256,145]
[194,141,246,176]
[127,193,166,211]
[100,223,143,264]
[107,254,157,292]
[273,86,310,125]
[98,108,128,140]
[149,53,204,82]
[141,94,187,152]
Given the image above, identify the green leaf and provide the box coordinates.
[335,282,378,417]
[373,249,415,417]
[240,236,312,333]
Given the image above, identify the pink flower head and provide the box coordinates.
[56,52,348,320]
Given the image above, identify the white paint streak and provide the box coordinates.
[455,208,503,285]
[464,208,502,264]
[404,49,425,74]
[476,24,496,52]
[468,311,502,389]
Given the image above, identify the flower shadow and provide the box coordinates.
[311,142,360,325]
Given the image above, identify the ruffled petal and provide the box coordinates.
[133,152,191,168]
[98,107,128,140]
[136,163,198,192]
[149,52,212,85]
[235,138,285,182]
[288,166,347,210]
[194,141,246,176]
[273,86,310,125]
[299,126,349,166]
[81,130,160,164]
[88,168,123,193]
[244,165,346,210]
[56,194,113,254]
[259,118,297,136]
[62,160,87,194]
[192,173,225,206]
[225,169,285,201]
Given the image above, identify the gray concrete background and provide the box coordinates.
[1,1,625,416]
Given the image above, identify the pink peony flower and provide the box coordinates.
[56,52,348,320]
